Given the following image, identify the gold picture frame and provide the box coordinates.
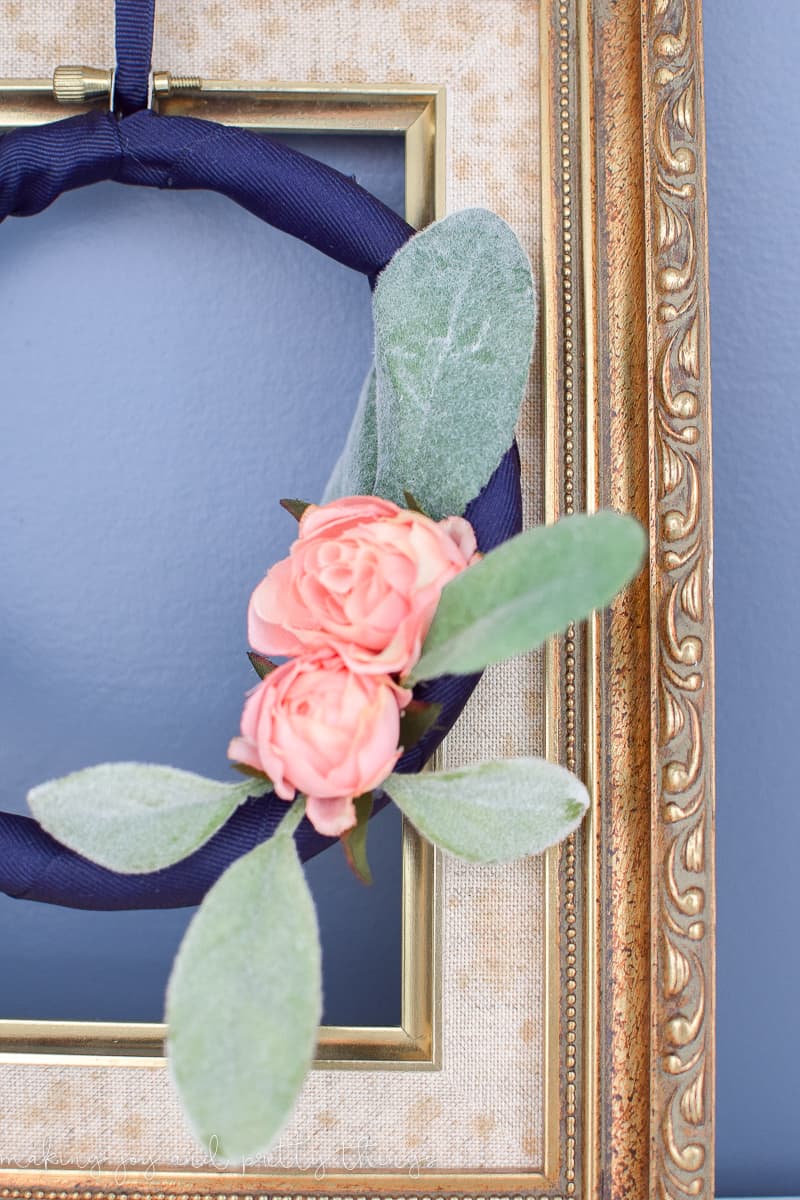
[0,0,715,1195]
[0,80,444,1072]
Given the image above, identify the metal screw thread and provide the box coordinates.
[167,76,202,92]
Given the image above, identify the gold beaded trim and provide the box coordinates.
[558,2,579,1197]
[1,1193,573,1200]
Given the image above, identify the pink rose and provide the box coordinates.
[248,496,479,677]
[228,653,411,837]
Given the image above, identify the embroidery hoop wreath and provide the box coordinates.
[0,16,646,1166]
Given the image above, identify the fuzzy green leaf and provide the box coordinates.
[323,369,378,501]
[408,512,646,683]
[386,757,589,863]
[341,793,374,886]
[372,209,535,519]
[166,827,321,1162]
[27,763,265,874]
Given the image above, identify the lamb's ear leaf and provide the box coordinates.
[372,209,535,519]
[341,793,374,886]
[323,368,378,501]
[27,764,264,874]
[408,511,646,682]
[386,757,589,863]
[166,830,321,1163]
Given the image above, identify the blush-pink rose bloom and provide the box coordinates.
[228,653,411,837]
[248,496,479,677]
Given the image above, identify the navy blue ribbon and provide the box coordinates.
[114,0,155,116]
[0,0,523,909]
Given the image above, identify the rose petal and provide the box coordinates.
[227,735,263,773]
[304,794,358,837]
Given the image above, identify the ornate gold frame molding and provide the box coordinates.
[647,1,715,1195]
[591,0,715,1196]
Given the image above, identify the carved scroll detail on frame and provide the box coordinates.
[645,1,715,1197]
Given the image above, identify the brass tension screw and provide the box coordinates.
[151,72,203,96]
[50,67,203,105]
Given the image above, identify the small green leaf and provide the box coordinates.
[372,209,536,519]
[403,490,428,515]
[323,369,378,501]
[341,793,374,885]
[408,512,646,682]
[280,497,312,521]
[386,757,589,863]
[248,650,278,680]
[398,700,442,751]
[166,829,322,1162]
[231,762,272,785]
[27,763,265,874]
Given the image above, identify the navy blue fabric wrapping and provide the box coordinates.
[0,109,414,283]
[0,2,523,908]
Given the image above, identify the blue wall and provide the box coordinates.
[704,2,800,1194]
[0,134,406,1029]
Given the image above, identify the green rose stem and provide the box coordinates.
[341,793,375,885]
